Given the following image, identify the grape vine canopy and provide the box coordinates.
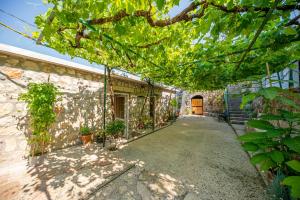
[35,0,300,90]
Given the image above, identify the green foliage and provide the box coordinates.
[247,120,274,130]
[80,125,91,135]
[286,160,300,172]
[19,82,59,156]
[105,120,126,136]
[170,98,177,107]
[241,87,300,112]
[35,0,300,91]
[282,176,300,198]
[239,87,300,199]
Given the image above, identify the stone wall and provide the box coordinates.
[180,90,224,115]
[0,52,174,161]
[156,93,174,126]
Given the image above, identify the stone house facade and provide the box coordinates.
[0,44,175,162]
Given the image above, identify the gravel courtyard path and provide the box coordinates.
[116,116,266,200]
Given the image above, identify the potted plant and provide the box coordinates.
[80,125,92,144]
[105,120,125,150]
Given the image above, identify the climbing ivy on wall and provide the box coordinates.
[19,82,59,156]
[34,0,300,90]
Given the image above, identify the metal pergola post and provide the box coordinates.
[225,88,230,123]
[149,79,155,131]
[102,66,107,147]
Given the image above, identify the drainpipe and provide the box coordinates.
[102,66,107,147]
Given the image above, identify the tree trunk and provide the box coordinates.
[107,68,115,121]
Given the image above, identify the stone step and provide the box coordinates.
[228,107,242,111]
[229,97,242,99]
[230,120,246,125]
[230,116,248,119]
[228,110,246,113]
[230,116,249,121]
[228,99,242,102]
[228,106,244,110]
[229,104,243,108]
[229,112,245,115]
[230,113,248,117]
[229,101,242,104]
[228,102,242,105]
[229,100,241,102]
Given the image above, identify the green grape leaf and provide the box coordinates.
[260,158,276,171]
[250,153,269,165]
[282,176,300,198]
[156,0,165,10]
[239,132,267,142]
[240,93,257,109]
[284,137,300,153]
[260,114,284,121]
[283,27,298,35]
[286,160,300,172]
[269,150,284,163]
[247,120,274,130]
[258,87,280,100]
[242,142,259,151]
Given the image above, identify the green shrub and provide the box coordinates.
[19,82,59,156]
[170,98,177,107]
[239,87,300,199]
[80,125,91,135]
[105,120,125,136]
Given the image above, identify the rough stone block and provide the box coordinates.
[0,94,7,102]
[0,67,23,79]
[0,102,15,116]
[6,59,19,66]
[0,55,8,58]
[67,69,76,75]
[54,66,66,75]
[0,116,17,128]
[22,61,39,71]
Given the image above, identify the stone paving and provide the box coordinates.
[0,144,194,200]
[89,165,197,200]
[0,144,133,200]
[115,116,266,199]
[0,116,266,200]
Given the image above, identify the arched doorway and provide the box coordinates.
[191,95,203,115]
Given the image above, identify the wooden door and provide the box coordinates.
[115,96,125,119]
[191,98,203,115]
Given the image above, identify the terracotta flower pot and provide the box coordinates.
[80,135,92,145]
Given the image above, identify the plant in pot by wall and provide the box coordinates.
[106,120,125,138]
[105,120,125,150]
[80,125,92,145]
